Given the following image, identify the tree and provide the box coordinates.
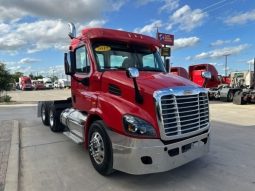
[0,63,13,96]
[29,73,34,80]
[33,75,44,80]
[51,76,58,82]
[12,71,23,82]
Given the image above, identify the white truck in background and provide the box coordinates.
[42,77,53,89]
[54,79,71,89]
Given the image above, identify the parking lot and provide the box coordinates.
[0,90,255,191]
[5,89,71,103]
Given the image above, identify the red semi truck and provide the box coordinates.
[19,76,33,90]
[189,64,220,88]
[171,64,227,88]
[38,24,211,175]
[170,67,189,79]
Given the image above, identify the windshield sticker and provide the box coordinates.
[95,46,111,52]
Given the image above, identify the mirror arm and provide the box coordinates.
[132,78,143,104]
[71,75,89,86]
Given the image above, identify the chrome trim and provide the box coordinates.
[60,108,87,140]
[49,109,54,127]
[89,132,105,164]
[153,86,210,141]
[106,128,210,175]
[127,67,139,78]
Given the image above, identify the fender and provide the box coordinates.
[84,93,160,146]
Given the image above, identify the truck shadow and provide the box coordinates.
[105,157,211,190]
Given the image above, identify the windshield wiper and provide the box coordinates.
[102,66,126,70]
[139,68,162,72]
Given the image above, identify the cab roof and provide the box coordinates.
[71,28,161,49]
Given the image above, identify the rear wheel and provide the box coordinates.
[49,105,65,132]
[41,103,49,126]
[88,120,114,176]
[227,91,234,102]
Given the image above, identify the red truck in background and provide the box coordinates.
[220,75,231,85]
[170,67,189,79]
[19,76,33,90]
[170,64,228,88]
[38,24,211,175]
[189,64,220,88]
[32,80,45,90]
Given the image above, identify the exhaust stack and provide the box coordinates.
[68,22,76,39]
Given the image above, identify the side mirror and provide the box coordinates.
[64,52,75,75]
[202,71,212,79]
[165,58,170,72]
[68,22,76,39]
[126,67,139,78]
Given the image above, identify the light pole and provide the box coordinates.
[224,54,231,76]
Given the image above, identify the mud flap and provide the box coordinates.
[37,101,43,117]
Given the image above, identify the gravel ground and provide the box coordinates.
[5,89,71,103]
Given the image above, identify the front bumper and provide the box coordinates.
[107,128,210,175]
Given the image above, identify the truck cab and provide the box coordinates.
[19,76,33,90]
[170,67,189,79]
[43,77,53,89]
[189,64,218,88]
[38,25,210,175]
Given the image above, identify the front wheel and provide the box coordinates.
[88,120,114,176]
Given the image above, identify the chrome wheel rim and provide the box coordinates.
[42,106,46,121]
[49,110,54,127]
[89,132,105,164]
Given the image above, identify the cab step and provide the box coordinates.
[63,130,84,144]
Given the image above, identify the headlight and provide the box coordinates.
[123,114,156,138]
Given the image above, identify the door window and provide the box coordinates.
[75,46,90,73]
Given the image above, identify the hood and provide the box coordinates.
[102,71,198,95]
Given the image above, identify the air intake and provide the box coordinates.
[108,84,121,96]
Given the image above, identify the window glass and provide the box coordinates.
[93,42,165,72]
[142,54,157,68]
[75,46,90,73]
[96,53,104,68]
[110,55,127,67]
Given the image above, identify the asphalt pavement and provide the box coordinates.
[0,105,254,191]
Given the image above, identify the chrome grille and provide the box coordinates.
[160,93,209,138]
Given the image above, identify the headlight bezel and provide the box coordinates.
[122,114,157,138]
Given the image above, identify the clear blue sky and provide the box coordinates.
[0,0,254,77]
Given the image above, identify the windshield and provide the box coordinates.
[92,41,166,72]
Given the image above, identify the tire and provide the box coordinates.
[88,120,114,176]
[234,91,247,105]
[41,103,49,126]
[227,91,234,102]
[48,105,65,132]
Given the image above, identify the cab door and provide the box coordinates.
[71,45,92,112]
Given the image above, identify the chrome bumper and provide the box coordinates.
[107,127,210,175]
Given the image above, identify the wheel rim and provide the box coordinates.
[49,110,54,127]
[42,106,46,121]
[89,132,105,165]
